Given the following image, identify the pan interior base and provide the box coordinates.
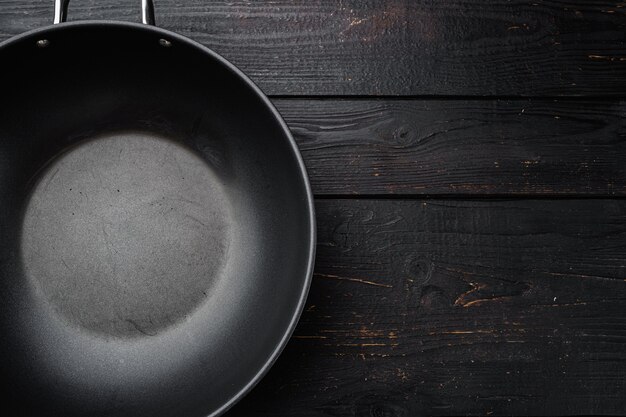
[19,131,232,338]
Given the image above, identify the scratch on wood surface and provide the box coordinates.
[546,271,622,282]
[549,301,588,307]
[359,327,385,338]
[507,23,529,30]
[318,329,400,340]
[431,329,495,335]
[454,281,487,307]
[292,335,328,340]
[453,278,515,308]
[522,160,540,166]
[315,273,392,288]
[337,343,398,347]
[530,301,589,307]
[460,296,513,308]
[588,54,626,61]
[443,266,482,276]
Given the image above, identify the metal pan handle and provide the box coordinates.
[53,0,156,25]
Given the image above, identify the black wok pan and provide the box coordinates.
[0,1,315,416]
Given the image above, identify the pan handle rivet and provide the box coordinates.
[159,38,172,47]
[36,39,50,48]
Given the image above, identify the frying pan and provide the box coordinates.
[0,1,315,416]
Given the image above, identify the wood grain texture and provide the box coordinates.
[1,0,626,96]
[276,98,626,196]
[228,199,626,416]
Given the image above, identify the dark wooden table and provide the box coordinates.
[2,1,625,415]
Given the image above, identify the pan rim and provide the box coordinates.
[0,20,316,417]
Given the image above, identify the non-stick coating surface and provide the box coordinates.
[0,22,315,417]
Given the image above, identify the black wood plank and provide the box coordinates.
[276,98,626,196]
[1,0,625,96]
[228,198,626,416]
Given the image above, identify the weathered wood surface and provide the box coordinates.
[277,98,626,196]
[230,199,626,416]
[1,0,626,96]
[1,1,625,415]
